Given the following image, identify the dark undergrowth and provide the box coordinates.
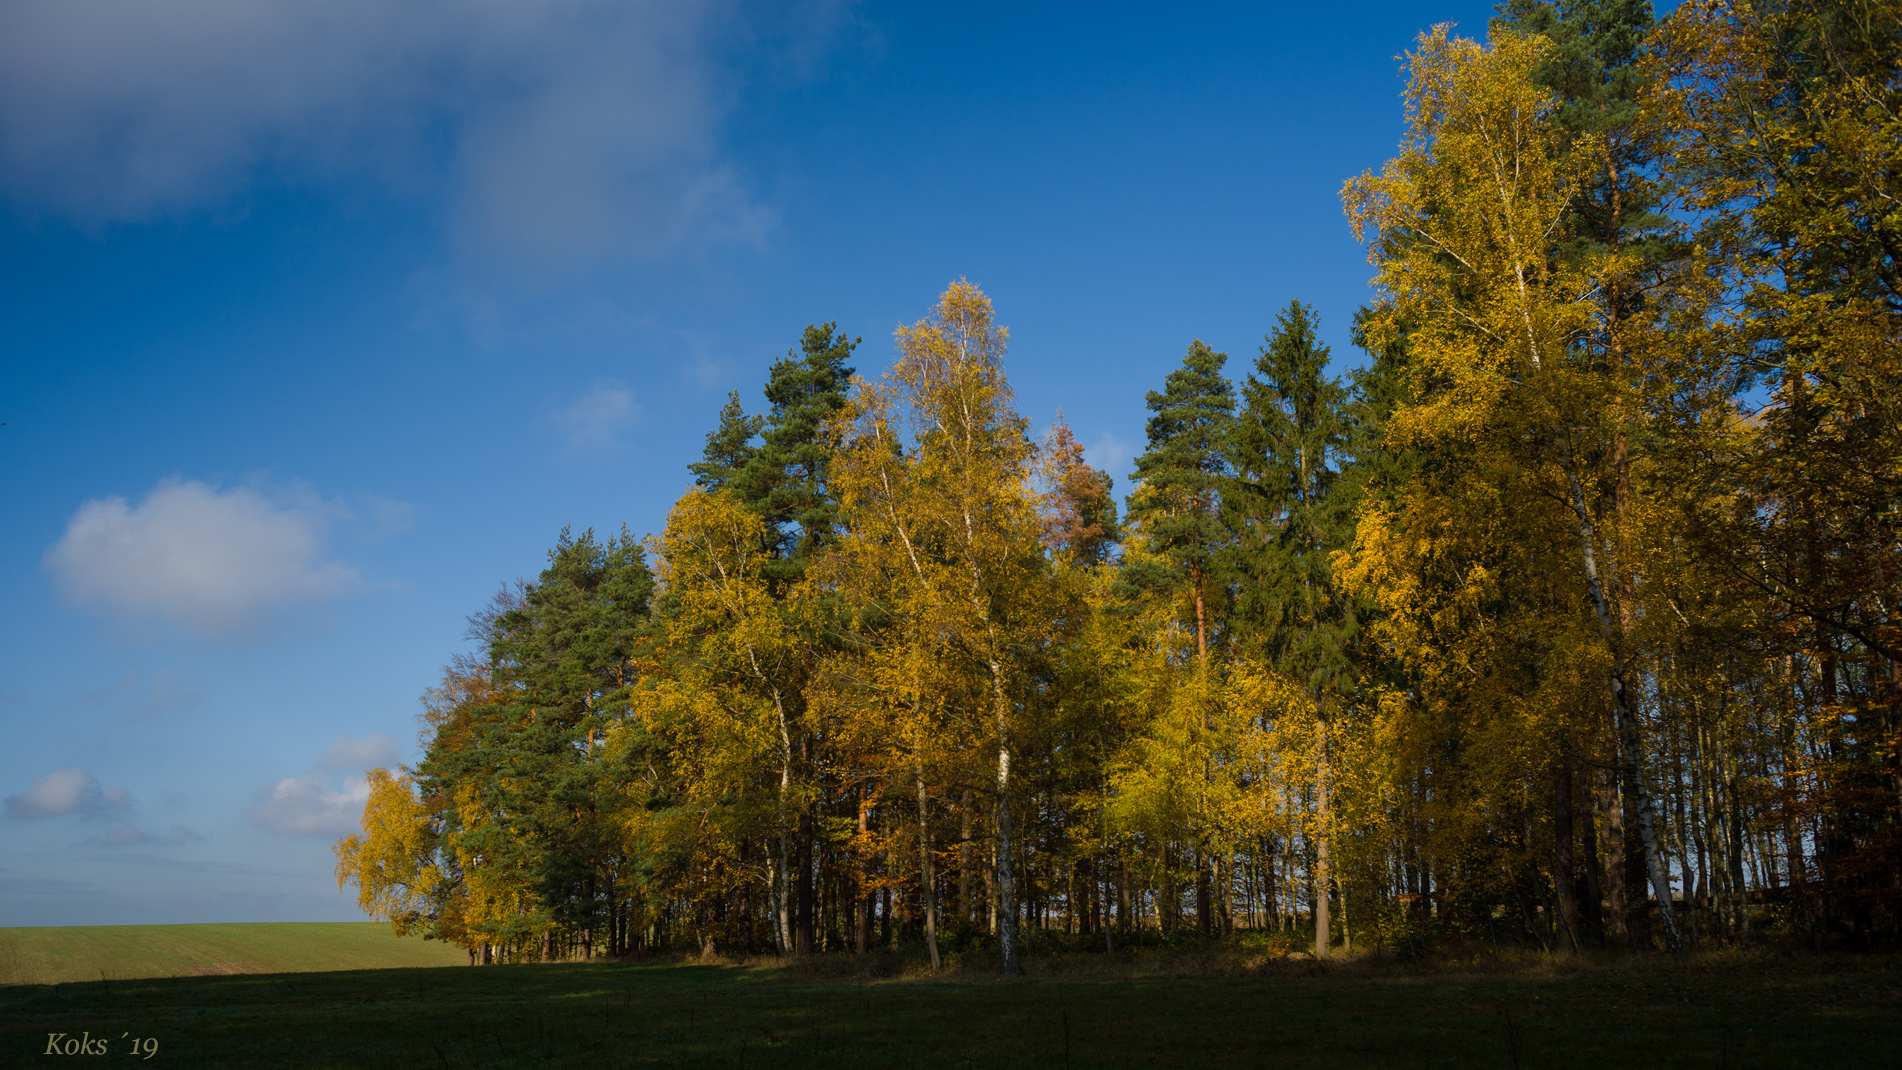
[3,942,1897,1068]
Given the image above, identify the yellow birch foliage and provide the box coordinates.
[637,488,808,939]
[332,767,440,935]
[1338,26,1632,914]
[827,280,1051,968]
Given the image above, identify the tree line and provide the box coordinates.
[337,0,1902,965]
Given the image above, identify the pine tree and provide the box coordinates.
[734,323,859,588]
[691,392,764,493]
[448,528,654,959]
[1125,340,1235,674]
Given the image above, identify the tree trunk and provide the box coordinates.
[773,688,795,956]
[1314,712,1332,960]
[1553,755,1581,954]
[1196,845,1213,940]
[1580,794,1606,946]
[856,791,871,955]
[1557,442,1683,951]
[1623,760,1655,948]
[917,764,942,969]
[1118,861,1132,934]
[797,811,815,956]
[991,657,1020,974]
[959,788,974,925]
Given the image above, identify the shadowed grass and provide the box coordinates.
[2,947,1897,1067]
[0,923,467,985]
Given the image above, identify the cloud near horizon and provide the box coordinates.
[45,479,363,637]
[0,0,778,267]
[83,823,205,849]
[249,734,396,836]
[248,773,372,837]
[5,768,132,819]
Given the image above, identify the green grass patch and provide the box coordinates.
[2,949,1897,1067]
[0,923,467,986]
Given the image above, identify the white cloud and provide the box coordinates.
[45,479,362,636]
[316,734,398,773]
[0,0,779,266]
[250,734,401,836]
[552,383,638,451]
[248,773,371,837]
[5,768,132,819]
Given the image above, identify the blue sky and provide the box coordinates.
[1,0,1503,926]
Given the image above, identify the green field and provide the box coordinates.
[2,946,1899,1067]
[0,922,467,986]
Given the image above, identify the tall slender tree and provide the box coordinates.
[1223,300,1358,957]
[1125,340,1235,675]
[831,281,1047,973]
[735,323,859,588]
[1345,26,1687,950]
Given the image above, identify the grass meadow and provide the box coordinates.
[2,931,1899,1067]
[0,922,467,986]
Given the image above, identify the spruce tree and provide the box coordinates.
[1223,301,1357,688]
[1223,302,1357,958]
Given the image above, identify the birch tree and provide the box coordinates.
[1344,26,1686,949]
[831,280,1048,973]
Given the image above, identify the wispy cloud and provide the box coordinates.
[83,823,205,849]
[5,768,132,819]
[45,478,364,637]
[551,382,637,452]
[79,854,310,878]
[79,668,204,718]
[0,874,103,898]
[359,497,419,542]
[316,734,398,773]
[0,0,788,268]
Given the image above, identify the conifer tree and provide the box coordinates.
[1222,301,1358,956]
[690,392,764,493]
[1040,418,1120,566]
[714,322,858,952]
[1125,340,1235,674]
[436,529,654,959]
[734,323,859,587]
[1224,302,1357,688]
